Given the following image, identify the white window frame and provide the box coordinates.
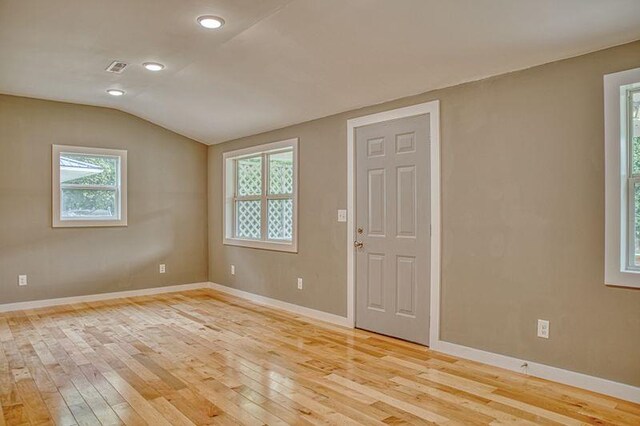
[604,67,640,288]
[52,144,128,228]
[223,138,298,252]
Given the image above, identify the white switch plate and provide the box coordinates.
[18,275,27,286]
[537,319,550,339]
[337,209,347,222]
[231,265,235,275]
[297,278,303,290]
[159,264,166,274]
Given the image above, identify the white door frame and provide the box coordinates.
[346,100,441,345]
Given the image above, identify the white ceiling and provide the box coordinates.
[2,0,640,145]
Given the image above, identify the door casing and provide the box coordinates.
[346,100,441,346]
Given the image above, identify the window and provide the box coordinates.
[52,145,127,227]
[223,138,298,252]
[604,67,640,288]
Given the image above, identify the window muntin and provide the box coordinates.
[52,145,127,227]
[223,139,298,252]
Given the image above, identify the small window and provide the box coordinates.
[604,67,640,288]
[52,145,127,227]
[223,138,298,252]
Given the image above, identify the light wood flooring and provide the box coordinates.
[0,289,638,425]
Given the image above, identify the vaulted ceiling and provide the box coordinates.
[2,0,640,144]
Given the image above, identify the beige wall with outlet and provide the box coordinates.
[209,40,640,387]
[0,95,208,304]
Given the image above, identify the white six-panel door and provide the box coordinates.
[355,114,430,345]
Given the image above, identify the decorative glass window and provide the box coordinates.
[604,67,640,288]
[223,138,298,252]
[52,145,127,227]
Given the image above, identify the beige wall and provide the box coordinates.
[0,95,208,304]
[209,40,640,387]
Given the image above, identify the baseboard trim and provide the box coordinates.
[430,339,640,404]
[207,282,351,327]
[0,282,210,313]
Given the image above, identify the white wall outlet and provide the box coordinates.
[159,264,166,274]
[297,277,303,290]
[537,319,550,339]
[231,265,235,275]
[18,275,28,286]
[337,209,347,222]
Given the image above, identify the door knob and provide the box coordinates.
[354,241,364,249]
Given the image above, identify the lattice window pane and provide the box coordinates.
[236,200,261,239]
[268,199,293,240]
[269,151,293,195]
[237,156,262,196]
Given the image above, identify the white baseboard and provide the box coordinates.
[430,339,640,404]
[0,282,210,313]
[207,282,351,327]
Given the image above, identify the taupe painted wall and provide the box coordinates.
[0,95,208,304]
[209,40,640,386]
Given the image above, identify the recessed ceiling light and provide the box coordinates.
[143,62,165,72]
[106,89,125,96]
[197,15,225,29]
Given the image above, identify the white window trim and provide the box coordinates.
[222,138,299,253]
[52,144,128,228]
[604,67,640,288]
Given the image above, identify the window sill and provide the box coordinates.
[604,268,640,289]
[223,238,298,253]
[53,219,128,228]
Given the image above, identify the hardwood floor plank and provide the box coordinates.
[0,289,637,425]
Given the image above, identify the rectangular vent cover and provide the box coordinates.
[105,61,128,74]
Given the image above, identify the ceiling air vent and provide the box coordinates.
[105,61,128,74]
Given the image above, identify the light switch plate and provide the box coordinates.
[337,209,347,222]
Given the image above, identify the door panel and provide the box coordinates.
[367,253,385,311]
[368,169,386,236]
[396,255,416,317]
[355,114,430,345]
[396,166,417,237]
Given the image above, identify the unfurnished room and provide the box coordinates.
[0,1,639,424]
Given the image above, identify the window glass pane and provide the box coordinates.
[60,153,118,186]
[236,200,261,239]
[61,189,117,219]
[631,91,640,175]
[269,151,293,195]
[268,199,293,241]
[633,181,640,267]
[237,156,262,196]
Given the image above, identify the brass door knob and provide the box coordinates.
[354,241,364,248]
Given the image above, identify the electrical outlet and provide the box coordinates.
[18,275,27,286]
[337,209,347,222]
[231,265,235,275]
[537,319,550,339]
[297,278,303,290]
[159,264,166,274]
